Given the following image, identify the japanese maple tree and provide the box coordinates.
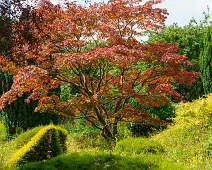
[0,0,199,140]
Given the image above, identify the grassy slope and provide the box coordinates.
[152,94,212,169]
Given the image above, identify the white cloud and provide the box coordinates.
[156,0,212,26]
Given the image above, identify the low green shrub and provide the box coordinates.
[67,119,100,135]
[146,103,176,120]
[12,126,44,149]
[68,131,110,151]
[114,137,164,155]
[5,124,68,168]
[66,119,111,151]
[129,123,165,137]
[175,94,212,125]
[67,121,133,151]
[127,103,176,137]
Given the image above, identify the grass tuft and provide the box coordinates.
[114,137,164,155]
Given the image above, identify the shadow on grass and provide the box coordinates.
[17,151,187,170]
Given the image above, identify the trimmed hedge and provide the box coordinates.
[6,124,68,168]
[12,126,44,149]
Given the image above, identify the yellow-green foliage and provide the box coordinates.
[5,124,68,168]
[12,126,44,149]
[152,94,212,169]
[0,120,4,126]
[175,94,212,125]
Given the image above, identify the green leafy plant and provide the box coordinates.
[128,103,176,137]
[5,124,68,168]
[149,11,212,101]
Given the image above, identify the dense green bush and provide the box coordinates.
[128,103,176,137]
[12,126,44,149]
[129,123,164,137]
[5,124,68,168]
[148,12,212,101]
[114,137,164,155]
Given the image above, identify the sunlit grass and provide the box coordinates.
[152,94,212,169]
[17,151,188,170]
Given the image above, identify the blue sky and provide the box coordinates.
[51,0,212,26]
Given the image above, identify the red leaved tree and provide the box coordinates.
[0,0,199,140]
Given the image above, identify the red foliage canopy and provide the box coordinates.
[0,0,199,139]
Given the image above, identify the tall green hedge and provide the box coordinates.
[200,24,212,94]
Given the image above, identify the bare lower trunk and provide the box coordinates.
[101,122,119,142]
[113,122,118,137]
[101,123,113,141]
[93,106,119,141]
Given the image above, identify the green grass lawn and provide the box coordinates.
[16,151,188,170]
